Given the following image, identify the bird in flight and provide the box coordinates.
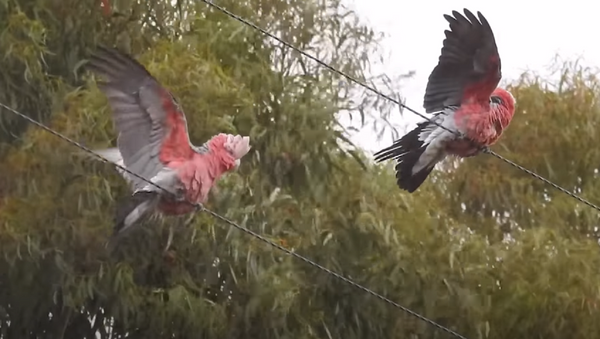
[86,46,251,238]
[374,9,516,193]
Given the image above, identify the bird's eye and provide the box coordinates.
[490,96,503,104]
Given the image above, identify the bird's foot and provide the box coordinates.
[459,135,488,156]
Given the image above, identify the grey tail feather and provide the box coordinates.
[93,147,122,164]
[112,191,160,237]
[105,191,159,254]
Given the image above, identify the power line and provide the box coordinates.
[481,149,600,211]
[199,0,600,213]
[0,102,469,339]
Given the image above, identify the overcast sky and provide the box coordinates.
[341,0,600,153]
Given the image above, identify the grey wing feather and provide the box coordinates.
[87,46,189,191]
[423,9,501,113]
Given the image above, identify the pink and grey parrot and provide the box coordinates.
[374,9,516,193]
[87,46,251,236]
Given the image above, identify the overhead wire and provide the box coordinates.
[198,0,600,213]
[0,102,469,339]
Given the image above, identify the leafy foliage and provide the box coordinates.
[1,0,600,338]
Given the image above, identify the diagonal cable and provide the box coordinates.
[483,149,600,211]
[1,102,469,339]
[199,0,600,213]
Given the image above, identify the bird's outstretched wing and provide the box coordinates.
[87,46,195,191]
[423,9,501,113]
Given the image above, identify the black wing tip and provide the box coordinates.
[444,10,466,24]
[462,8,477,19]
[87,45,138,68]
[88,45,120,64]
[442,9,492,32]
[443,13,455,21]
[476,12,492,30]
[93,44,115,54]
[91,45,128,59]
[85,46,118,75]
[437,7,498,67]
[373,144,399,163]
[85,44,153,82]
[444,8,485,27]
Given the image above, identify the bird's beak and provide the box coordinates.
[234,159,241,168]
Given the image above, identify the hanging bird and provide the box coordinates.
[87,46,251,237]
[373,9,516,193]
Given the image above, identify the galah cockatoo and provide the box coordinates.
[86,46,251,236]
[374,9,516,193]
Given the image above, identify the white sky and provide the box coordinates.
[342,0,600,153]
